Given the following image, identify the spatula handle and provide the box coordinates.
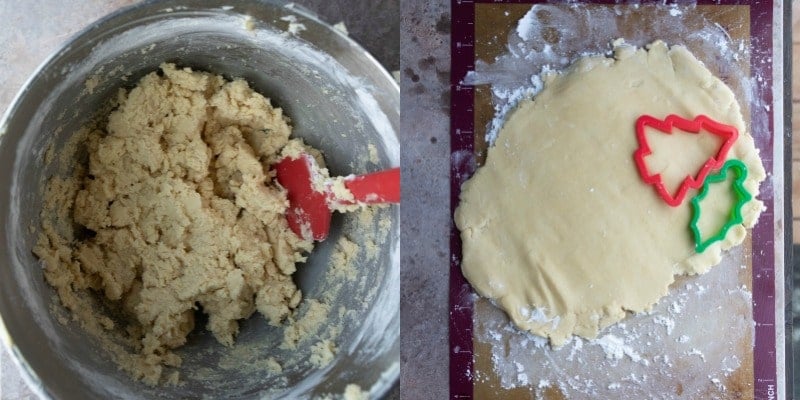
[344,167,401,204]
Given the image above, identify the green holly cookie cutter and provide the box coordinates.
[689,159,752,253]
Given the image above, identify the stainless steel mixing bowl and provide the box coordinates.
[0,1,399,398]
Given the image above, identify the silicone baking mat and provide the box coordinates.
[449,1,790,399]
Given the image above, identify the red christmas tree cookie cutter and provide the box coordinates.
[633,114,739,207]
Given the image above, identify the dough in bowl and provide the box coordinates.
[455,40,765,346]
[34,63,329,384]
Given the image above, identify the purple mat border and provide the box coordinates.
[747,1,778,399]
[472,0,759,3]
[449,0,476,398]
[449,1,780,399]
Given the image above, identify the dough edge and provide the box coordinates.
[455,40,765,346]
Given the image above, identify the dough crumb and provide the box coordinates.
[84,75,100,94]
[309,339,337,368]
[266,357,283,373]
[329,237,359,281]
[333,21,349,36]
[343,384,368,400]
[280,15,307,35]
[367,143,379,164]
[243,15,255,31]
[282,299,331,349]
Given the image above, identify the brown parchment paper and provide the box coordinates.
[468,4,759,399]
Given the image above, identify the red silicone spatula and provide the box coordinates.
[274,153,400,241]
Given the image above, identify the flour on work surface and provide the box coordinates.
[463,3,762,147]
[475,250,753,398]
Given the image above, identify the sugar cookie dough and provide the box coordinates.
[455,41,765,346]
[34,63,322,384]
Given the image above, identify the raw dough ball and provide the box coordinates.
[34,63,315,384]
[454,41,765,346]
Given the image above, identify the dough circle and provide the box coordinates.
[454,41,765,346]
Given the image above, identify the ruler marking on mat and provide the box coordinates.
[749,1,780,399]
[450,0,477,399]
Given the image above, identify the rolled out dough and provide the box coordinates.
[454,41,765,346]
